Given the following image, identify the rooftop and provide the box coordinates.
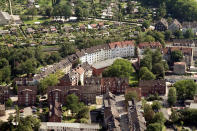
[92,57,122,69]
[40,122,100,130]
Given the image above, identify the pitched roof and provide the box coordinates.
[109,40,135,49]
[138,42,162,49]
[163,47,193,55]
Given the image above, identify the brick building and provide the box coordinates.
[84,77,129,94]
[101,77,129,94]
[18,86,37,106]
[139,80,166,97]
[48,101,62,122]
[174,62,186,75]
[0,104,5,116]
[0,86,9,104]
[47,85,100,105]
[125,87,142,101]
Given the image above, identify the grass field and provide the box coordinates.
[23,17,51,24]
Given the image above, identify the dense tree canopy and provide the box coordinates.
[168,87,177,107]
[174,80,197,100]
[103,59,134,77]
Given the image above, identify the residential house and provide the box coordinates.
[125,87,142,101]
[80,62,93,77]
[48,101,62,122]
[73,66,85,85]
[26,28,35,34]
[139,80,166,96]
[14,77,37,86]
[18,86,37,106]
[0,11,12,25]
[0,104,5,116]
[101,77,129,94]
[182,22,197,35]
[163,47,193,66]
[103,92,122,130]
[39,122,100,131]
[155,18,168,31]
[47,85,100,105]
[172,39,197,59]
[173,62,186,75]
[58,71,79,86]
[109,41,135,59]
[168,19,182,32]
[0,86,9,104]
[138,42,162,55]
[128,100,146,131]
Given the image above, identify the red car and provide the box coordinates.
[19,109,24,113]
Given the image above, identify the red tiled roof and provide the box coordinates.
[163,47,192,55]
[109,41,135,49]
[138,42,162,49]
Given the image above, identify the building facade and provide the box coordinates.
[138,42,162,55]
[0,86,9,104]
[47,85,101,105]
[18,86,37,106]
[139,80,166,97]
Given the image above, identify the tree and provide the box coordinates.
[27,7,37,19]
[165,30,172,41]
[168,87,177,107]
[152,63,165,78]
[153,112,166,124]
[152,101,162,111]
[174,80,197,100]
[66,94,82,115]
[39,74,59,94]
[144,35,155,42]
[174,30,183,39]
[0,58,9,68]
[144,104,155,123]
[171,50,183,64]
[147,123,162,131]
[5,98,13,107]
[19,59,37,75]
[142,20,150,29]
[139,67,156,80]
[140,54,152,70]
[59,42,76,57]
[125,91,139,102]
[170,110,180,123]
[103,59,134,77]
[76,106,89,119]
[184,29,194,39]
[75,6,89,20]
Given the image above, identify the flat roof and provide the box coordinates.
[92,57,122,69]
[40,122,100,129]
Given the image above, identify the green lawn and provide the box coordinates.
[23,17,51,24]
[129,72,139,87]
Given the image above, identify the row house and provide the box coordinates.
[75,41,135,65]
[172,39,197,58]
[182,22,197,34]
[128,100,146,131]
[0,86,9,104]
[139,80,166,97]
[138,42,162,55]
[155,18,182,32]
[101,77,129,94]
[163,47,193,66]
[18,86,37,106]
[14,77,37,86]
[48,101,62,122]
[47,85,101,105]
[84,77,129,94]
[33,58,72,82]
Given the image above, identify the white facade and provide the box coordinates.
[79,41,135,65]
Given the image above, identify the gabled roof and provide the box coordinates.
[138,42,162,49]
[109,40,135,49]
